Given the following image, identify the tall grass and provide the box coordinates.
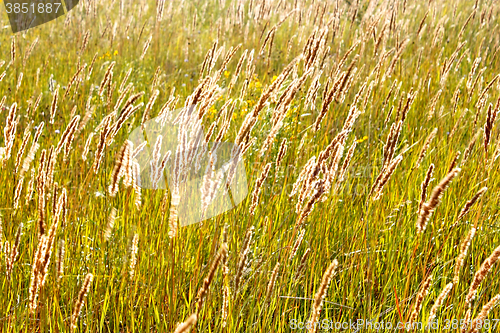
[1,0,500,332]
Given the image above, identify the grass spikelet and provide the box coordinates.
[104,208,117,241]
[234,226,254,293]
[466,244,500,305]
[98,61,115,97]
[196,243,227,314]
[414,128,437,169]
[418,164,435,214]
[308,259,338,333]
[295,248,311,280]
[296,179,329,228]
[82,132,94,161]
[13,176,24,209]
[70,273,93,333]
[371,154,404,201]
[447,151,461,174]
[109,140,132,196]
[56,240,64,281]
[462,130,480,167]
[265,262,280,303]
[15,127,31,174]
[275,138,288,167]
[454,227,476,285]
[129,234,139,280]
[484,103,496,156]
[174,313,197,333]
[249,163,271,215]
[289,228,305,260]
[408,274,433,331]
[140,35,153,61]
[468,295,500,333]
[49,87,59,124]
[456,187,487,222]
[460,306,472,332]
[6,223,22,277]
[428,282,453,325]
[416,168,460,233]
[141,89,159,128]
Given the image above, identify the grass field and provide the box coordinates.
[2,0,500,332]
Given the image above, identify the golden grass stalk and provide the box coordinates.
[447,151,461,174]
[98,61,115,97]
[25,168,35,205]
[196,243,227,314]
[132,161,142,208]
[416,168,460,233]
[56,115,80,158]
[104,208,117,241]
[129,234,139,280]
[296,179,329,228]
[414,128,437,169]
[466,244,500,305]
[141,89,159,128]
[151,66,161,91]
[29,236,46,311]
[335,141,356,190]
[168,196,180,238]
[156,0,166,22]
[23,37,38,67]
[289,228,305,260]
[295,248,311,280]
[92,119,113,174]
[468,295,500,333]
[37,167,47,237]
[118,68,133,94]
[70,273,93,333]
[275,138,288,167]
[3,102,19,162]
[407,274,433,331]
[0,217,3,251]
[382,121,403,169]
[484,103,496,156]
[80,30,90,54]
[140,35,153,61]
[250,163,272,215]
[109,140,132,197]
[308,259,338,333]
[49,87,59,124]
[234,226,254,293]
[82,132,94,161]
[418,164,434,214]
[16,133,33,173]
[265,262,280,303]
[11,38,15,63]
[454,227,476,285]
[461,306,472,333]
[457,187,487,222]
[173,313,197,333]
[87,52,98,80]
[45,147,57,192]
[56,240,64,281]
[462,130,479,167]
[371,154,404,201]
[13,176,24,210]
[6,223,22,277]
[427,282,453,325]
[221,227,230,327]
[64,65,87,100]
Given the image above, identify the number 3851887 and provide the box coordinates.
[5,2,62,14]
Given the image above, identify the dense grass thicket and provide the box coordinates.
[2,0,500,331]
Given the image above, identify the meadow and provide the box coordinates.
[2,0,500,332]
